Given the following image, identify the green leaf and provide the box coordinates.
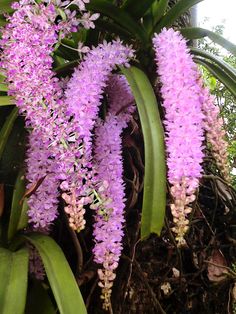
[0,96,15,106]
[181,27,236,56]
[121,66,166,239]
[24,234,87,314]
[0,83,8,92]
[17,198,28,232]
[0,0,14,13]
[8,171,27,241]
[122,0,155,19]
[25,281,56,314]
[87,0,147,42]
[144,0,168,35]
[194,57,236,98]
[191,47,236,80]
[0,247,29,314]
[155,0,203,33]
[0,107,18,159]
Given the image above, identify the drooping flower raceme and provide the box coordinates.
[201,85,230,181]
[92,75,135,309]
[62,43,134,232]
[0,0,99,230]
[153,28,205,246]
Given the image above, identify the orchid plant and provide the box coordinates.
[0,0,235,313]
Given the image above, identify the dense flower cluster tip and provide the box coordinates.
[153,28,205,246]
[201,85,230,181]
[63,43,134,231]
[93,75,135,309]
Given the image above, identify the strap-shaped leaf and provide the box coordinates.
[0,107,18,159]
[0,0,14,13]
[122,0,155,19]
[194,57,236,98]
[121,66,166,239]
[8,171,27,241]
[24,234,87,314]
[191,47,236,80]
[0,96,15,106]
[181,27,236,56]
[0,247,29,314]
[87,0,147,42]
[155,0,203,33]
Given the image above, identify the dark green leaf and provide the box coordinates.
[121,66,166,239]
[8,171,26,241]
[87,0,147,42]
[0,107,18,159]
[191,47,236,80]
[0,247,29,314]
[194,57,236,98]
[25,281,56,314]
[122,0,155,19]
[144,0,168,34]
[17,198,28,232]
[24,234,87,314]
[155,0,203,33]
[181,27,236,56]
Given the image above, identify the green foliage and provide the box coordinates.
[24,234,87,314]
[121,66,166,238]
[0,248,29,314]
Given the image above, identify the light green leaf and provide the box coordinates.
[121,66,166,239]
[0,83,8,92]
[155,0,203,33]
[0,96,15,106]
[144,0,168,34]
[24,234,87,314]
[87,0,147,42]
[194,57,236,98]
[181,27,236,56]
[0,107,18,159]
[8,171,27,241]
[0,247,29,314]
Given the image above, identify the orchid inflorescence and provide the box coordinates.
[0,0,230,308]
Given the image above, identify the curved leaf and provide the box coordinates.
[121,66,166,239]
[181,27,236,56]
[24,234,87,314]
[87,0,147,42]
[0,247,29,314]
[155,0,203,33]
[0,107,18,159]
[0,83,8,92]
[122,0,155,19]
[8,171,27,241]
[191,47,236,80]
[194,57,236,98]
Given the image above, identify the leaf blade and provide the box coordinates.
[0,248,29,314]
[121,66,166,238]
[181,27,236,56]
[155,0,203,33]
[24,234,87,314]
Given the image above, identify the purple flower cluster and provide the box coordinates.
[92,75,135,309]
[201,84,230,181]
[62,43,134,231]
[0,0,102,230]
[153,28,205,246]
